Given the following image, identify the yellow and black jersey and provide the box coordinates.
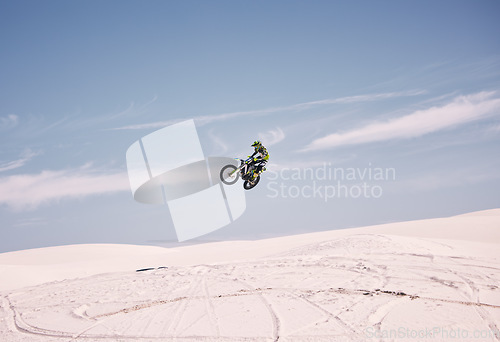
[252,146,269,161]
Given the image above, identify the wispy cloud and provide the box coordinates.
[269,154,357,171]
[394,166,500,193]
[258,127,285,146]
[111,90,426,130]
[0,149,41,172]
[111,119,179,131]
[301,91,500,152]
[5,96,160,135]
[0,114,19,129]
[488,123,500,133]
[0,165,130,211]
[206,129,229,155]
[13,217,52,228]
[194,91,423,125]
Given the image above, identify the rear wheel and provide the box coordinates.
[243,175,260,190]
[220,165,239,185]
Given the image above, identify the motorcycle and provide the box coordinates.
[220,157,261,190]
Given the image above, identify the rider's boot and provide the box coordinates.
[251,171,258,181]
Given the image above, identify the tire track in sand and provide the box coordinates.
[236,279,281,341]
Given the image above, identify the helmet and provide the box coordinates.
[251,140,262,147]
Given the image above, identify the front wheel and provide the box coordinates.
[243,175,260,190]
[220,165,239,185]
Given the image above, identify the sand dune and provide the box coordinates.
[1,209,499,341]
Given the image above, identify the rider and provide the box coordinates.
[249,140,269,180]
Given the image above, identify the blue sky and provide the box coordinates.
[1,0,500,252]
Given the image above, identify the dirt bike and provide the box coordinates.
[220,157,261,190]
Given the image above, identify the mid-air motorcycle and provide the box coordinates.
[220,157,261,190]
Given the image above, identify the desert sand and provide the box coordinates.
[0,209,499,341]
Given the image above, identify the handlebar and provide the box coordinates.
[234,157,253,163]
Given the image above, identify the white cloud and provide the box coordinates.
[302,91,500,152]
[0,114,19,129]
[0,149,41,172]
[0,165,130,211]
[258,127,285,146]
[111,90,425,130]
